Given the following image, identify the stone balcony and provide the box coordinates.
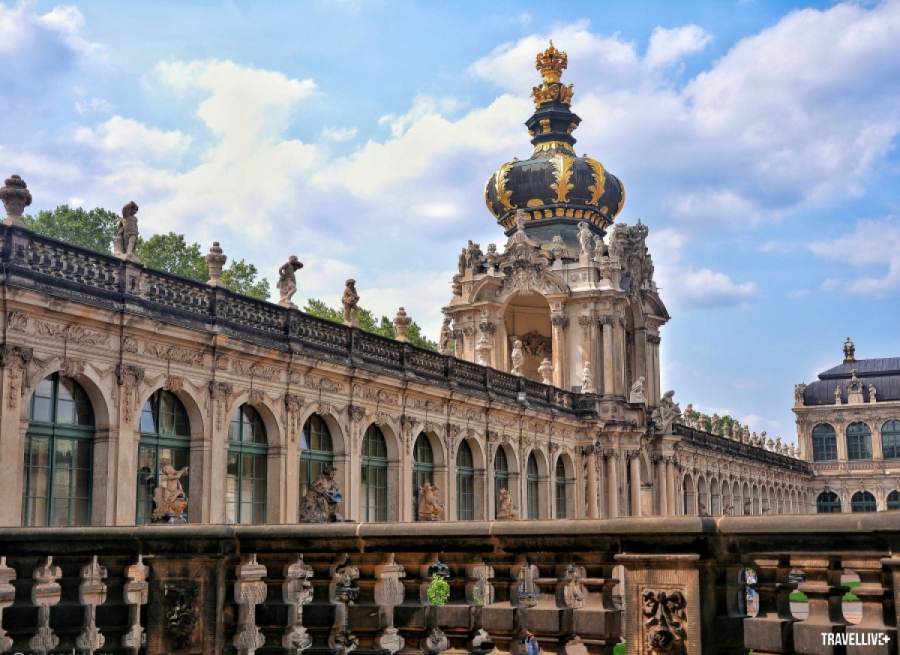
[0,515,897,655]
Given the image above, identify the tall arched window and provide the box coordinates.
[526,452,540,519]
[137,389,190,524]
[851,491,877,513]
[887,491,900,510]
[457,441,475,521]
[413,434,435,521]
[816,491,841,513]
[846,423,873,461]
[226,404,267,524]
[494,447,510,517]
[361,425,388,522]
[812,424,837,461]
[555,458,567,519]
[23,374,94,527]
[300,414,333,513]
[882,421,900,460]
[683,477,695,515]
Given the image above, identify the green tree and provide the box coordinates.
[302,299,437,351]
[136,232,208,282]
[304,299,343,323]
[23,205,119,254]
[220,259,270,300]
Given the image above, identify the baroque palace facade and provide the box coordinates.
[0,43,892,530]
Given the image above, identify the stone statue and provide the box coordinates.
[298,464,344,523]
[438,317,453,355]
[711,413,720,434]
[550,235,568,259]
[794,382,806,406]
[683,404,693,424]
[342,279,360,327]
[152,465,189,523]
[510,340,525,377]
[774,436,782,452]
[538,357,554,385]
[113,201,140,261]
[577,221,592,258]
[834,386,842,405]
[767,438,775,451]
[742,426,750,444]
[593,234,605,261]
[869,383,877,403]
[496,488,518,520]
[417,482,444,521]
[630,376,645,404]
[276,255,303,308]
[458,248,467,276]
[651,390,681,434]
[464,240,484,272]
[485,243,500,269]
[847,369,865,394]
[581,360,595,394]
[789,444,796,458]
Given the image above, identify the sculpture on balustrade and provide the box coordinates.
[113,201,140,262]
[276,256,304,308]
[299,464,344,523]
[630,376,645,404]
[550,235,568,259]
[152,465,189,523]
[581,361,595,394]
[342,279,360,327]
[0,174,31,227]
[794,382,806,406]
[651,390,681,435]
[496,488,518,520]
[438,317,453,355]
[464,240,484,272]
[869,383,877,403]
[417,483,444,521]
[538,358,554,385]
[577,221,593,258]
[510,340,525,377]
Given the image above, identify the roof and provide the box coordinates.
[803,357,900,405]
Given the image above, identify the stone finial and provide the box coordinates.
[0,174,31,227]
[277,256,303,308]
[475,334,492,366]
[394,308,411,342]
[538,358,554,385]
[113,201,141,262]
[206,242,227,286]
[843,336,855,362]
[342,279,360,327]
[698,415,709,432]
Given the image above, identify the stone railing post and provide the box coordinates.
[844,557,896,655]
[791,556,849,655]
[743,555,796,655]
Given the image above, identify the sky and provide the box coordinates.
[3,0,900,445]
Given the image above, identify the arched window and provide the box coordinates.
[816,491,841,513]
[457,441,475,521]
[683,477,695,515]
[361,425,388,522]
[851,491,877,513]
[226,404,267,524]
[413,434,435,521]
[846,423,873,461]
[555,458,567,518]
[882,421,900,460]
[137,389,190,524]
[23,374,94,527]
[300,414,333,514]
[711,479,721,516]
[887,491,900,510]
[494,447,510,517]
[526,453,540,519]
[812,424,837,461]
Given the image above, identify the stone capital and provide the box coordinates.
[0,344,33,369]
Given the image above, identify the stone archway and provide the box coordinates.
[500,293,552,382]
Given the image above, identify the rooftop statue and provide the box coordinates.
[438,317,453,355]
[114,201,140,262]
[651,390,681,434]
[277,255,304,308]
[299,464,344,523]
[342,279,360,327]
[510,340,525,377]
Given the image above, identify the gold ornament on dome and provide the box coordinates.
[533,141,574,154]
[530,42,575,108]
[484,179,499,218]
[616,179,626,216]
[582,154,607,205]
[496,161,516,211]
[550,153,574,203]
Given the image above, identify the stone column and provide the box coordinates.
[656,456,668,516]
[597,450,607,518]
[0,345,32,526]
[267,444,288,523]
[629,453,641,516]
[666,458,677,516]
[600,316,615,396]
[647,333,662,407]
[607,454,619,518]
[586,448,599,519]
[207,380,234,523]
[113,364,145,526]
[550,315,569,389]
[614,316,627,397]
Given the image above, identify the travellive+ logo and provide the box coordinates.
[822,632,891,646]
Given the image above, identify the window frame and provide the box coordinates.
[555,458,567,519]
[882,421,900,460]
[456,440,475,521]
[225,404,268,525]
[811,423,838,462]
[526,452,540,520]
[846,422,873,461]
[850,490,877,513]
[361,425,388,523]
[816,491,842,514]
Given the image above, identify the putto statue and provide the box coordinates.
[510,339,525,377]
[298,464,344,523]
[651,390,681,434]
[417,482,444,521]
[113,201,140,261]
[581,360,595,394]
[496,487,518,520]
[538,357,554,385]
[630,376,645,404]
[277,255,304,308]
[438,316,453,355]
[152,465,189,523]
[342,279,360,327]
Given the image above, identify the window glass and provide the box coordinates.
[457,441,475,521]
[851,491,876,513]
[362,425,388,522]
[816,491,841,514]
[882,421,900,460]
[225,404,268,524]
[811,424,837,462]
[846,423,873,461]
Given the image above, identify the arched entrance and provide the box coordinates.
[501,293,552,382]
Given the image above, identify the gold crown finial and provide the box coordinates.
[536,41,567,84]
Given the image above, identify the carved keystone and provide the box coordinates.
[234,554,268,655]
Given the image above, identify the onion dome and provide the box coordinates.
[484,43,625,236]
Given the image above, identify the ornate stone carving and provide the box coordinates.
[577,221,593,257]
[6,310,27,332]
[630,376,646,404]
[374,554,406,606]
[417,482,444,521]
[794,382,806,407]
[277,256,304,308]
[152,465,189,523]
[550,235,568,259]
[30,557,62,655]
[424,628,449,655]
[464,240,485,272]
[209,380,234,431]
[122,556,149,654]
[538,358,554,385]
[581,360,595,394]
[33,319,111,346]
[846,368,865,404]
[0,174,32,227]
[76,556,108,654]
[562,563,586,609]
[215,354,230,370]
[521,331,551,357]
[475,334,492,366]
[164,375,184,394]
[0,557,15,653]
[163,582,199,650]
[641,590,687,655]
[348,405,367,423]
[438,317,453,355]
[331,556,360,654]
[285,394,304,443]
[496,488,518,520]
[283,555,315,653]
[510,339,524,376]
[304,374,345,393]
[59,356,86,379]
[353,384,399,405]
[551,314,570,330]
[516,563,541,608]
[342,279,360,327]
[299,464,344,523]
[113,201,140,261]
[233,359,279,380]
[247,388,265,406]
[394,307,411,342]
[116,364,145,424]
[651,390,681,435]
[609,220,654,300]
[143,341,204,366]
[233,555,268,654]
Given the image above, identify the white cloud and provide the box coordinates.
[644,25,712,69]
[787,289,809,298]
[659,265,758,310]
[810,216,900,295]
[73,116,191,160]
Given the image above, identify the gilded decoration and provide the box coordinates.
[583,154,607,205]
[484,179,499,218]
[550,153,574,203]
[496,162,516,211]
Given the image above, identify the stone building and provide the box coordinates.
[0,44,831,530]
[794,337,900,513]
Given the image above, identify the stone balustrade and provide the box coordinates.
[0,515,896,655]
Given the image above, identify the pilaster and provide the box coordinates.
[0,345,32,526]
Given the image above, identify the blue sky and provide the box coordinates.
[3,0,900,446]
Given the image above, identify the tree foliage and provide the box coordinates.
[23,205,119,254]
[303,298,438,351]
